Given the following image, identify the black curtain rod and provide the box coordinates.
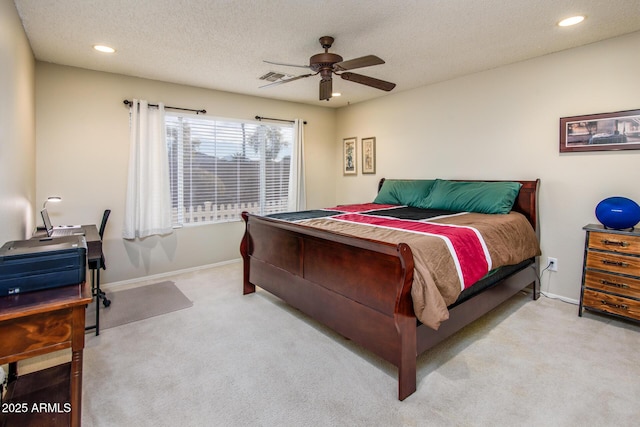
[255,115,307,125]
[123,99,206,115]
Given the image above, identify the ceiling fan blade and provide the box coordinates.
[333,55,385,71]
[319,78,332,101]
[263,60,311,69]
[340,72,396,91]
[259,73,314,89]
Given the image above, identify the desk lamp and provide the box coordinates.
[43,196,62,209]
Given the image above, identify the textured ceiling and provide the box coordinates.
[14,0,640,108]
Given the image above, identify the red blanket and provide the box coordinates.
[332,213,490,290]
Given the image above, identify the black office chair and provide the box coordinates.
[89,209,111,309]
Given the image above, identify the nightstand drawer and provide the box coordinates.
[589,231,640,256]
[582,288,640,321]
[585,251,640,275]
[584,270,640,299]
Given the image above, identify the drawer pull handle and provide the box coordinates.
[601,239,630,247]
[601,259,629,268]
[600,300,628,310]
[600,279,630,289]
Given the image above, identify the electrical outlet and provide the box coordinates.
[547,257,558,272]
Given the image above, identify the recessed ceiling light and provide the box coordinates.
[332,92,341,97]
[93,45,116,53]
[558,16,585,27]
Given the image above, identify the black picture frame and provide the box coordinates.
[362,137,376,174]
[343,137,357,175]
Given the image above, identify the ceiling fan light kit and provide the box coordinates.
[261,36,396,101]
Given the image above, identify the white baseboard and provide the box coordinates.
[101,258,242,292]
[520,284,579,305]
[540,291,579,305]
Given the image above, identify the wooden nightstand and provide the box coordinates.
[580,224,640,322]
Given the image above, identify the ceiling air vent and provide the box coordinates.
[259,71,293,82]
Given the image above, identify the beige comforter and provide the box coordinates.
[298,211,541,330]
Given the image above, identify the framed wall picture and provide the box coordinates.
[343,137,357,175]
[362,137,376,174]
[560,109,640,153]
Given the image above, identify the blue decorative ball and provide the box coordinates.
[595,197,640,230]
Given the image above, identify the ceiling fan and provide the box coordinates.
[261,36,396,101]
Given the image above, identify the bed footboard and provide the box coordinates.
[240,212,418,399]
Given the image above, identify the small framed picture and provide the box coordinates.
[560,109,640,153]
[362,137,376,174]
[343,137,357,175]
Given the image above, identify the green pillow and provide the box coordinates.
[416,179,522,214]
[374,179,436,206]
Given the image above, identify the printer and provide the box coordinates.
[0,235,87,296]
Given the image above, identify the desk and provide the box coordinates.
[33,225,105,335]
[0,282,92,427]
[33,225,101,266]
[78,225,102,267]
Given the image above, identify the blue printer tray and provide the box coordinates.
[0,235,87,296]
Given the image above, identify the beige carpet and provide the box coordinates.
[86,281,193,330]
[73,262,640,426]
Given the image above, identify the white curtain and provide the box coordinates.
[123,99,173,239]
[288,119,306,211]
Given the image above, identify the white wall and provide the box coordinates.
[335,31,640,302]
[35,63,336,284]
[0,0,35,243]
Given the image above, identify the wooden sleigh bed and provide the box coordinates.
[240,178,540,400]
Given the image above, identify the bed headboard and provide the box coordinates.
[377,178,540,233]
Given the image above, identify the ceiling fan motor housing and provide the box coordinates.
[310,52,344,74]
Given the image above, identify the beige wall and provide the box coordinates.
[335,31,640,302]
[0,0,35,243]
[35,63,336,284]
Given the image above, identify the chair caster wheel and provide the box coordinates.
[103,299,111,308]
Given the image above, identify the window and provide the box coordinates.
[166,114,294,225]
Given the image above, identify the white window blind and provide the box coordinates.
[166,114,294,225]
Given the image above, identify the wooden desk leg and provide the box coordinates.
[70,349,83,427]
[71,305,87,427]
